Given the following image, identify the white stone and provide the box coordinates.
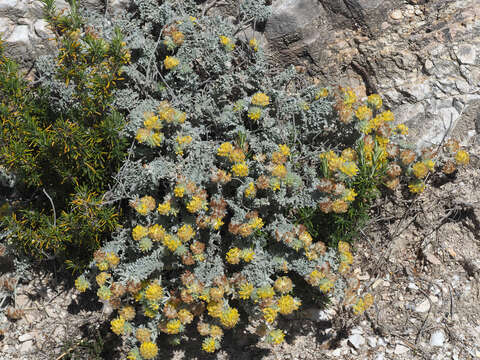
[6,24,29,45]
[375,354,385,360]
[394,344,410,355]
[455,45,476,65]
[0,0,17,11]
[390,10,403,20]
[367,336,377,347]
[0,17,14,37]
[348,334,365,349]
[430,329,446,347]
[415,299,431,313]
[19,340,34,354]
[18,333,34,342]
[34,19,52,39]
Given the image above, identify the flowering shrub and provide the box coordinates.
[64,0,474,356]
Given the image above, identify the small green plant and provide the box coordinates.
[0,0,131,271]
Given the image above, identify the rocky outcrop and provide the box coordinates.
[0,0,128,75]
[264,0,480,148]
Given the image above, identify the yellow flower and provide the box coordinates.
[207,301,223,318]
[268,329,285,344]
[149,224,166,242]
[408,181,426,194]
[379,110,394,122]
[173,186,185,198]
[241,248,255,262]
[339,161,359,177]
[202,337,217,353]
[213,217,224,230]
[110,316,125,335]
[343,88,357,107]
[341,148,356,161]
[331,199,348,213]
[248,107,262,121]
[338,241,350,253]
[244,182,256,199]
[271,178,281,191]
[307,269,325,286]
[136,328,151,343]
[238,282,254,299]
[251,92,270,107]
[272,164,287,178]
[166,319,182,334]
[132,225,149,241]
[164,56,179,70]
[145,282,163,301]
[279,144,290,156]
[425,159,435,170]
[274,276,293,293]
[209,325,224,338]
[178,309,194,324]
[220,307,240,328]
[343,188,357,202]
[367,94,383,109]
[186,196,206,213]
[232,162,249,177]
[315,88,328,100]
[97,286,111,301]
[106,252,120,268]
[455,150,469,165]
[318,278,335,293]
[157,201,171,215]
[355,105,373,121]
[257,285,275,299]
[163,234,181,252]
[74,276,90,292]
[96,272,111,286]
[263,307,278,323]
[396,123,408,135]
[177,224,195,242]
[228,148,246,163]
[219,35,234,50]
[249,37,258,51]
[249,216,264,230]
[412,161,429,179]
[277,295,301,315]
[139,342,158,359]
[119,306,135,321]
[217,142,234,156]
[176,135,192,145]
[226,247,241,264]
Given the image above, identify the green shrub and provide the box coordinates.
[0,0,131,271]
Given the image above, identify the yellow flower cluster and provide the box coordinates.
[244,182,256,198]
[263,307,277,323]
[177,224,195,242]
[131,195,156,215]
[268,329,285,344]
[187,196,207,213]
[145,282,163,301]
[139,342,158,359]
[164,55,179,70]
[251,92,270,107]
[277,295,301,315]
[238,282,254,299]
[220,307,240,328]
[455,150,469,165]
[219,35,235,50]
[232,162,249,177]
[132,225,149,241]
[352,293,374,315]
[74,276,90,292]
[110,316,125,335]
[202,337,218,353]
[249,38,258,51]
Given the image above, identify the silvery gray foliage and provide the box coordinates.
[75,0,352,352]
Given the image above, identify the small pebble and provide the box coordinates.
[390,10,403,20]
[430,329,446,347]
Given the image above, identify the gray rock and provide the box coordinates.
[430,329,446,347]
[415,299,430,313]
[455,45,477,65]
[18,333,34,343]
[348,334,365,349]
[394,344,410,355]
[367,336,377,347]
[19,340,34,354]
